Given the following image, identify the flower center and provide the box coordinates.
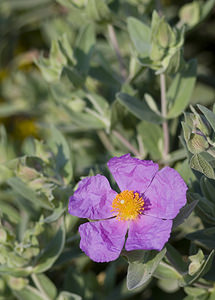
[111,190,144,221]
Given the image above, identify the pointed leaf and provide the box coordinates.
[75,23,95,74]
[33,222,65,273]
[7,177,53,210]
[57,291,82,300]
[13,285,44,300]
[48,126,73,184]
[127,17,151,57]
[137,120,163,160]
[179,250,215,286]
[190,153,215,179]
[173,199,198,228]
[117,93,162,124]
[167,60,197,118]
[126,248,166,290]
[197,104,215,132]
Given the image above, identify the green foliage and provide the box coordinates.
[128,11,185,74]
[1,0,215,299]
[125,248,166,290]
[167,60,197,118]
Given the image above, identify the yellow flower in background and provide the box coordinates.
[13,117,39,140]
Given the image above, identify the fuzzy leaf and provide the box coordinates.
[48,126,73,184]
[7,177,53,210]
[33,222,65,273]
[127,17,151,57]
[190,153,215,179]
[137,121,163,160]
[126,248,166,290]
[167,60,197,118]
[117,93,162,124]
[197,105,215,132]
[179,250,215,286]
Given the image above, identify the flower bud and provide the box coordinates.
[179,1,200,28]
[8,276,28,291]
[196,115,211,137]
[188,250,204,276]
[157,21,175,48]
[187,133,209,154]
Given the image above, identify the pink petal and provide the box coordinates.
[79,218,128,262]
[125,215,172,251]
[68,175,117,219]
[107,154,159,193]
[144,167,187,220]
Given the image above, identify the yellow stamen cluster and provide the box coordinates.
[111,190,144,221]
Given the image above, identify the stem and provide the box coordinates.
[97,130,115,153]
[160,73,169,161]
[137,134,146,158]
[112,130,140,157]
[31,274,51,300]
[107,24,127,81]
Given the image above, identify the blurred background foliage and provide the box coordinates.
[0,0,215,299]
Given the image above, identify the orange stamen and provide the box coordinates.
[111,190,144,221]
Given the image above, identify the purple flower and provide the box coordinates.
[68,154,187,263]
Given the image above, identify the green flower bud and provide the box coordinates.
[23,247,40,259]
[8,276,28,291]
[148,10,185,74]
[179,1,200,28]
[187,133,209,154]
[196,116,211,137]
[188,250,204,276]
[17,166,39,182]
[7,252,27,268]
[189,106,211,137]
[188,261,202,276]
[157,21,175,49]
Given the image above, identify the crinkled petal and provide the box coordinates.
[79,219,128,262]
[125,215,172,251]
[144,167,187,220]
[68,175,117,220]
[107,154,159,193]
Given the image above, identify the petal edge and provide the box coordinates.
[68,175,117,219]
[144,167,188,220]
[125,215,172,251]
[79,219,128,262]
[107,154,159,193]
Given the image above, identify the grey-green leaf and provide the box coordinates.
[197,104,215,132]
[167,60,197,118]
[127,248,166,290]
[190,153,215,179]
[48,125,73,184]
[137,120,163,160]
[57,291,82,300]
[127,17,151,57]
[117,93,162,124]
[33,274,57,299]
[179,250,215,286]
[186,227,215,248]
[33,222,65,273]
[7,177,53,210]
[173,199,198,228]
[75,23,95,75]
[13,285,44,300]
